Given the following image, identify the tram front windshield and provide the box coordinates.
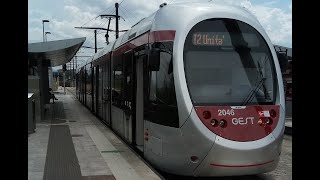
[183,19,277,106]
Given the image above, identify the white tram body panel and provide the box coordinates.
[145,3,284,176]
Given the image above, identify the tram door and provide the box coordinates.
[110,51,144,148]
[95,65,99,115]
[97,65,103,119]
[102,61,111,125]
[106,60,111,125]
[102,62,107,124]
[135,54,145,151]
[123,52,134,143]
[122,52,145,151]
[84,68,87,105]
[80,69,83,102]
[82,68,85,103]
[91,63,96,112]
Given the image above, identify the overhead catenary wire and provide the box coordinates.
[119,6,135,24]
[79,4,116,43]
[76,1,129,59]
[81,13,113,51]
[82,33,95,46]
[82,16,104,39]
[119,7,135,27]
[80,15,99,28]
[98,0,118,14]
[121,5,140,23]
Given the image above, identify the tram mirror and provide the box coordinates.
[149,49,160,71]
[276,52,288,73]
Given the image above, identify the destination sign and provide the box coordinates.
[193,32,225,46]
[192,32,260,47]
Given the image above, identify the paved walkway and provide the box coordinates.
[28,87,161,180]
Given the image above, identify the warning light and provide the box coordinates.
[203,111,211,119]
[270,109,277,118]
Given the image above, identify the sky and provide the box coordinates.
[28,0,292,69]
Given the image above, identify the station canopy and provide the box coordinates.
[28,37,86,67]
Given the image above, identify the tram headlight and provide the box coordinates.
[219,119,227,127]
[266,117,273,125]
[210,119,217,127]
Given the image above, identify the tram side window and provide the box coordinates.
[145,42,179,128]
[112,57,123,107]
[123,54,133,111]
[156,53,176,106]
[76,73,79,93]
[85,70,88,92]
[86,66,92,95]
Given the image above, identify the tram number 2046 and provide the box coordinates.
[218,109,235,116]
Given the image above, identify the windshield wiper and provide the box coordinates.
[241,77,266,105]
[241,62,269,105]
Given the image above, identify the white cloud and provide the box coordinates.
[248,4,291,47]
[263,1,277,6]
[198,0,292,47]
[29,0,292,60]
[289,3,292,10]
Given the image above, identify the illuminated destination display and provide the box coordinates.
[192,32,260,47]
[193,32,226,46]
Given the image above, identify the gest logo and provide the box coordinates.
[232,117,254,125]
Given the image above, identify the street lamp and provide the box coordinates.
[45,32,51,42]
[42,20,50,42]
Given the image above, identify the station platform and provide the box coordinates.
[28,87,161,180]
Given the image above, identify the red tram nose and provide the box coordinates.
[195,106,280,142]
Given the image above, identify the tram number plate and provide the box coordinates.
[218,109,235,116]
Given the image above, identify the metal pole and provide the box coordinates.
[94,30,97,53]
[63,72,66,94]
[106,17,111,44]
[42,20,49,42]
[67,62,69,81]
[107,17,111,30]
[75,56,77,88]
[73,57,75,87]
[42,22,44,42]
[115,2,119,39]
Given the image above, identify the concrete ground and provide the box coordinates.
[28,87,161,180]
